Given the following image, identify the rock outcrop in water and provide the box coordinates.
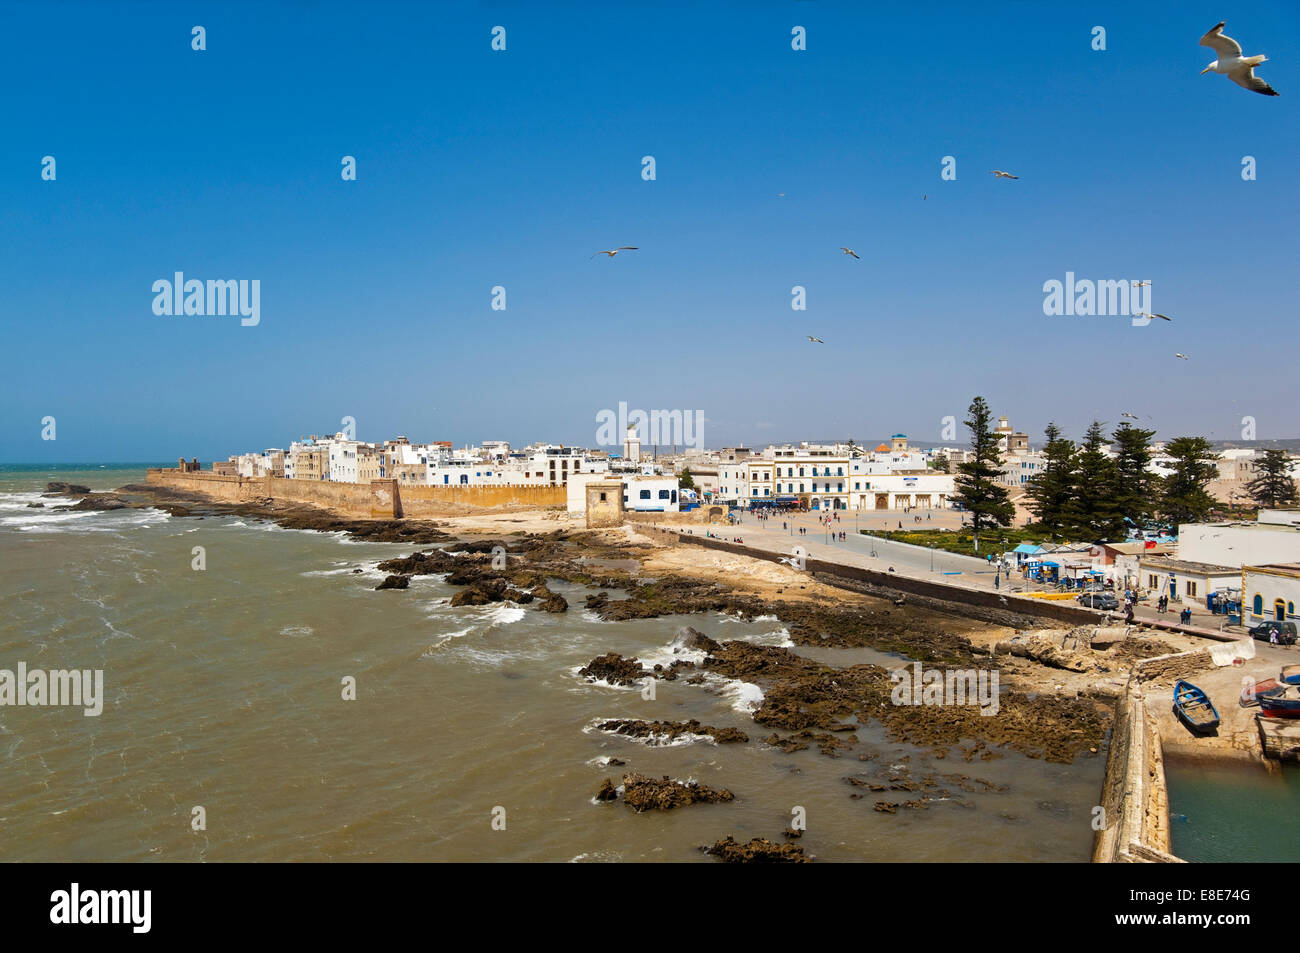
[44,482,91,495]
[577,653,649,686]
[375,574,410,591]
[600,774,734,812]
[595,719,748,745]
[703,836,809,863]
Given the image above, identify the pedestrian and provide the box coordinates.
[1125,604,1135,625]
[995,573,1000,589]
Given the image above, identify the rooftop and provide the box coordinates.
[1138,555,1239,575]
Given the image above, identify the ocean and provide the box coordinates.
[0,465,1106,862]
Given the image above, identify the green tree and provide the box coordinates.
[932,453,950,474]
[1065,421,1124,540]
[953,396,1014,553]
[1245,449,1298,508]
[1025,422,1076,532]
[1111,423,1158,525]
[1159,437,1219,528]
[678,467,696,490]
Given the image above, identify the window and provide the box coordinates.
[1187,581,1198,597]
[599,492,607,502]
[1253,594,1264,615]
[837,467,843,476]
[1150,575,1159,589]
[658,490,670,500]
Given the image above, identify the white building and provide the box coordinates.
[1243,564,1300,626]
[1178,517,1300,569]
[566,472,680,515]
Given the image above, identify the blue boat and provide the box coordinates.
[1173,680,1220,734]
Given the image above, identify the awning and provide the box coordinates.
[1042,561,1060,568]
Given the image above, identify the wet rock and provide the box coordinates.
[594,779,619,802]
[620,774,734,812]
[578,654,648,686]
[375,574,410,591]
[703,836,808,863]
[671,625,721,654]
[26,502,44,508]
[874,802,899,814]
[595,719,748,745]
[783,827,802,839]
[539,592,568,613]
[69,494,128,511]
[44,482,91,495]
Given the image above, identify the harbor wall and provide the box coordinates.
[1092,675,1183,863]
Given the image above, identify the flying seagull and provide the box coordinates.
[990,170,1019,179]
[591,246,638,259]
[807,335,824,344]
[1121,412,1139,420]
[1135,311,1173,322]
[1200,22,1279,96]
[840,247,860,259]
[1131,280,1151,288]
[1175,353,1189,360]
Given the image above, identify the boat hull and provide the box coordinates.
[1173,679,1221,733]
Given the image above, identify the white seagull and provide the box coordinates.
[1121,412,1139,420]
[1200,22,1279,96]
[840,247,860,259]
[808,335,825,344]
[591,246,638,259]
[1135,311,1173,322]
[990,170,1019,179]
[1131,280,1151,288]
[1175,353,1190,360]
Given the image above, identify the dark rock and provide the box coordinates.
[620,774,734,812]
[594,779,619,802]
[703,836,808,863]
[375,574,410,591]
[44,482,91,495]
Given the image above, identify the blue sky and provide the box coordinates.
[2,1,1296,462]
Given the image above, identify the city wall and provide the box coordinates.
[145,468,564,517]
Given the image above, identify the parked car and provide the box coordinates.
[1248,620,1297,646]
[1077,592,1119,611]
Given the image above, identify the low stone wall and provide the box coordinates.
[1135,649,1215,684]
[1093,676,1183,863]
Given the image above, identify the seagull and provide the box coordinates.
[990,170,1019,179]
[1131,280,1151,288]
[1175,353,1189,360]
[1135,311,1173,322]
[1200,22,1279,96]
[840,247,860,259]
[1121,412,1139,420]
[591,246,638,259]
[777,193,786,197]
[807,335,824,344]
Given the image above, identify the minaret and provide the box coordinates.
[623,425,641,465]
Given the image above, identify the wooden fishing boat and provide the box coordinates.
[1173,680,1220,733]
[1259,685,1300,719]
[1241,677,1283,707]
[1280,665,1300,685]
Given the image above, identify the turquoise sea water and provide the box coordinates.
[1166,758,1300,862]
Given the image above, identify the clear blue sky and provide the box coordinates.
[2,1,1296,462]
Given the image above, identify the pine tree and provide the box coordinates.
[679,467,696,490]
[1159,437,1219,528]
[953,396,1014,552]
[932,453,950,474]
[1026,422,1076,532]
[1111,423,1158,526]
[1246,449,1298,508]
[1065,421,1124,541]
